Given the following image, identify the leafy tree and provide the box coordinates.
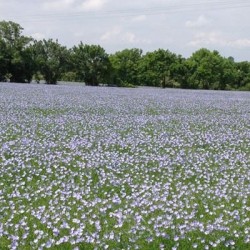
[235,61,250,89]
[0,20,34,82]
[139,49,178,87]
[168,55,188,88]
[0,38,8,81]
[186,48,229,90]
[33,39,69,84]
[60,71,78,82]
[72,43,110,86]
[220,58,239,90]
[109,48,142,86]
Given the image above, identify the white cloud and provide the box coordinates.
[80,0,108,11]
[43,0,75,11]
[188,32,224,46]
[100,26,121,41]
[230,39,250,48]
[123,32,136,43]
[132,15,147,22]
[42,0,108,12]
[100,26,151,45]
[185,15,211,28]
[32,32,46,40]
[73,31,84,38]
[188,32,250,49]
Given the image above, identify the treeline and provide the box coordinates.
[0,20,250,90]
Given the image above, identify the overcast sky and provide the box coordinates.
[1,0,250,61]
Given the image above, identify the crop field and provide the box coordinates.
[0,83,249,250]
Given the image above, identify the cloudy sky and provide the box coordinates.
[1,0,250,61]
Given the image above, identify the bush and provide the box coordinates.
[61,72,78,82]
[119,81,137,88]
[239,83,250,91]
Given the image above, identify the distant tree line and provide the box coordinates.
[0,20,250,90]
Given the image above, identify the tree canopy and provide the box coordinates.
[0,20,250,90]
[71,43,110,86]
[33,39,69,84]
[109,48,142,87]
[0,21,34,82]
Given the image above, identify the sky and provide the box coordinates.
[1,0,250,61]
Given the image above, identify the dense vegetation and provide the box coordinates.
[0,20,250,90]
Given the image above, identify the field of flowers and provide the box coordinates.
[0,82,249,250]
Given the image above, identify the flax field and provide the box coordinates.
[0,83,249,250]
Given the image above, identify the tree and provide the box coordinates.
[0,38,8,81]
[33,39,69,84]
[72,43,110,86]
[186,48,228,90]
[220,58,238,90]
[235,61,250,89]
[0,20,34,82]
[109,48,142,86]
[168,55,188,88]
[139,49,178,87]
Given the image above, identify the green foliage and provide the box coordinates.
[119,81,137,88]
[235,61,250,89]
[186,49,223,89]
[169,56,189,88]
[0,38,8,81]
[139,49,179,87]
[238,82,250,91]
[72,43,110,86]
[33,39,70,84]
[60,71,78,82]
[0,20,34,82]
[109,48,142,86]
[184,48,245,90]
